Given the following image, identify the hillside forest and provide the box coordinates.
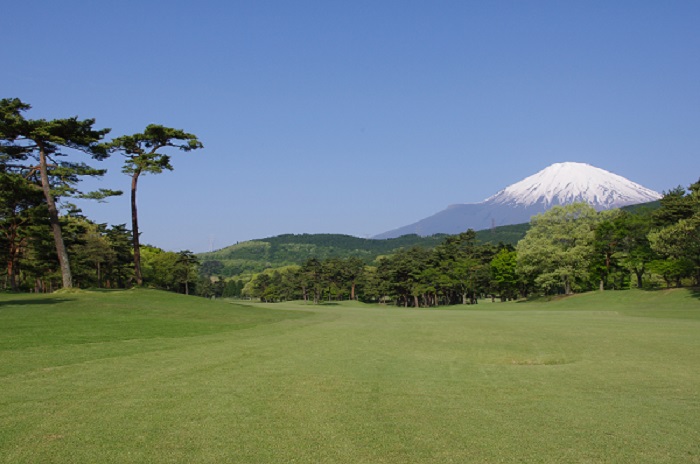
[2,98,699,304]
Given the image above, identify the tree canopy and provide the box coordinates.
[0,98,120,288]
[517,203,600,295]
[106,124,203,285]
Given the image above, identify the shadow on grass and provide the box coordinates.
[637,286,700,300]
[0,297,75,307]
[515,294,574,304]
[690,287,700,300]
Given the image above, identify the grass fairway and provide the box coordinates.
[1,289,699,463]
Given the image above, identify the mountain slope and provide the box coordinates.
[485,162,661,208]
[375,162,661,239]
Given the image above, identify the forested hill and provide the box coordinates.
[198,234,442,276]
[197,226,528,278]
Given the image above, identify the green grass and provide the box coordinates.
[1,289,699,463]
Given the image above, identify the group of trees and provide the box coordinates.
[4,99,698,303]
[0,98,202,293]
[244,231,516,306]
[242,181,699,305]
[647,183,700,286]
[518,181,700,295]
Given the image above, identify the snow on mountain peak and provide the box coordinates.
[484,162,661,209]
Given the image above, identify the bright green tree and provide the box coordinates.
[106,125,202,285]
[490,248,519,300]
[517,203,600,295]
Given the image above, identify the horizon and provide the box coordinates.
[4,2,699,252]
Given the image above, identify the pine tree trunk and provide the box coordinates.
[6,256,16,291]
[6,250,17,292]
[39,145,72,289]
[5,226,19,291]
[131,170,143,286]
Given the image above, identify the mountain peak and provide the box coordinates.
[484,161,661,208]
[373,161,662,239]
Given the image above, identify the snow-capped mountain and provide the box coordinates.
[484,162,661,208]
[374,162,661,239]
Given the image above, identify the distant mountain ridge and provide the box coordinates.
[374,162,661,239]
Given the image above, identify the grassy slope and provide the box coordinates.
[1,289,698,463]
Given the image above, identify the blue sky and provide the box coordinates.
[3,1,699,252]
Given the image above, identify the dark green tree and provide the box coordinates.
[322,258,345,301]
[222,279,244,298]
[103,224,134,288]
[653,185,695,227]
[300,258,325,304]
[106,125,202,285]
[0,98,119,288]
[614,210,655,288]
[0,172,45,290]
[341,257,365,301]
[357,265,380,303]
[377,246,431,307]
[174,250,200,295]
[200,260,224,278]
[70,219,113,288]
[649,180,700,286]
[590,211,631,290]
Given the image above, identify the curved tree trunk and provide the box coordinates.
[131,170,143,286]
[39,145,72,289]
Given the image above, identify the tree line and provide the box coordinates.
[242,232,517,305]
[242,181,699,305]
[198,226,530,279]
[1,98,202,293]
[4,98,697,301]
